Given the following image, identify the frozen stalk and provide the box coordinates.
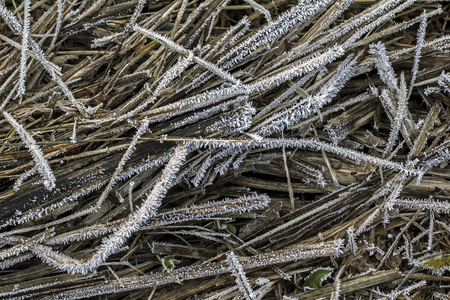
[387,197,450,214]
[2,111,56,191]
[437,71,450,93]
[92,118,150,211]
[176,136,420,176]
[227,252,256,300]
[330,267,343,300]
[71,117,77,144]
[32,144,189,274]
[369,41,399,95]
[347,226,357,254]
[219,0,334,71]
[42,240,343,298]
[118,51,195,121]
[0,229,54,260]
[18,0,31,95]
[408,11,427,98]
[49,0,64,49]
[13,167,37,191]
[242,0,271,24]
[385,72,408,155]
[134,25,242,86]
[377,280,427,300]
[145,193,271,228]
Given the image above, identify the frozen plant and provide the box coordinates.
[2,111,56,191]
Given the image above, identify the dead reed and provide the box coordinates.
[0,0,449,299]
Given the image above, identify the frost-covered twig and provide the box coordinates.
[376,280,427,300]
[167,136,420,176]
[242,0,271,23]
[408,11,428,98]
[386,197,450,214]
[369,41,399,94]
[437,71,450,93]
[42,240,343,298]
[0,229,54,260]
[330,267,343,300]
[18,0,31,96]
[134,25,242,86]
[2,111,56,191]
[385,72,408,155]
[227,251,256,300]
[31,144,189,274]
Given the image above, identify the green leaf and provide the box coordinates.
[217,219,236,234]
[286,80,309,99]
[303,267,333,291]
[385,36,404,46]
[162,256,181,272]
[182,70,194,80]
[226,223,236,234]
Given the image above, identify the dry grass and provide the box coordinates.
[0,0,449,299]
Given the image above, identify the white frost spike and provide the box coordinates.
[227,252,257,300]
[185,17,250,92]
[91,32,122,48]
[250,45,345,93]
[185,137,420,176]
[286,0,402,62]
[408,11,427,98]
[416,148,450,185]
[50,0,64,49]
[428,211,434,250]
[0,229,54,260]
[154,52,195,97]
[71,117,77,144]
[434,293,450,300]
[118,52,195,122]
[388,197,450,214]
[242,0,271,23]
[123,0,146,34]
[134,25,241,86]
[369,41,399,94]
[330,268,343,300]
[212,16,250,55]
[93,143,188,270]
[347,226,357,254]
[207,100,255,135]
[18,0,31,95]
[2,111,56,191]
[0,253,33,270]
[220,0,333,71]
[253,70,318,121]
[13,167,37,191]
[145,194,271,228]
[74,117,151,222]
[424,86,440,96]
[377,280,427,300]
[385,72,408,155]
[437,71,450,93]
